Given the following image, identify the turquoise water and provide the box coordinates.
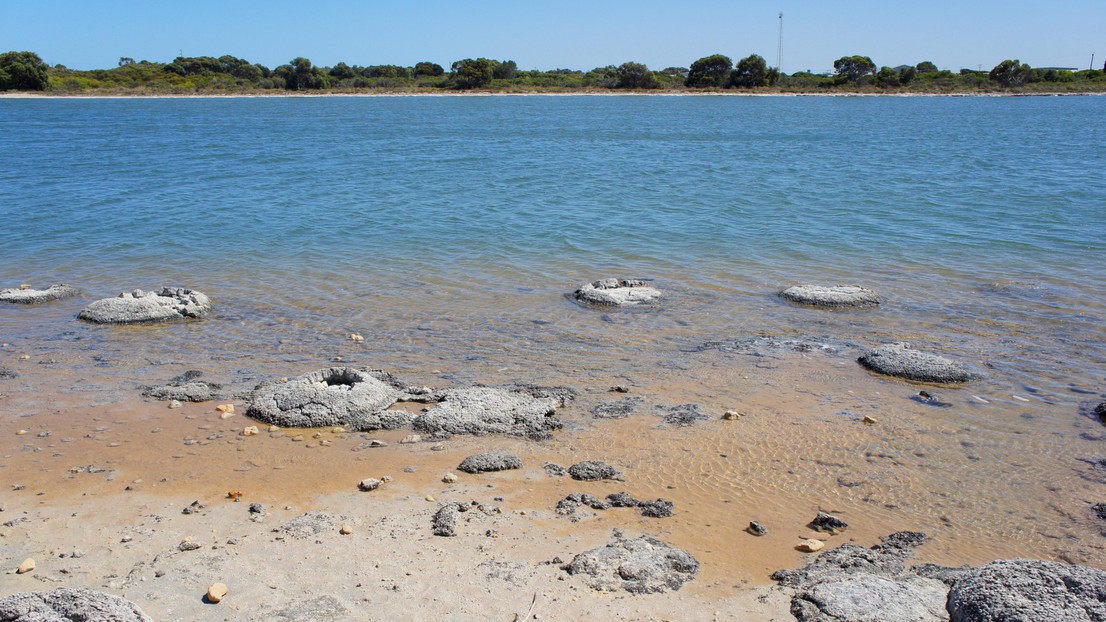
[1,95,1104,410]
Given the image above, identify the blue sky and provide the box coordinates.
[8,0,1105,73]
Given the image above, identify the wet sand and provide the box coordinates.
[3,340,1104,620]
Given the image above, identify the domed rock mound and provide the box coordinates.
[565,534,699,594]
[781,284,880,308]
[413,386,568,439]
[858,343,975,384]
[0,284,80,304]
[947,559,1106,622]
[78,287,211,324]
[573,278,662,306]
[247,367,406,431]
[0,587,152,621]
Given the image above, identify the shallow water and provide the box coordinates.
[1,95,1105,575]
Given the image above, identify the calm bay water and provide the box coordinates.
[0,95,1103,410]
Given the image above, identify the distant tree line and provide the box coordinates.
[3,49,1105,94]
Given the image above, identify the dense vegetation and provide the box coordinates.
[2,50,1104,94]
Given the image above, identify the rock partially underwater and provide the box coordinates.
[246,367,407,431]
[565,533,699,594]
[0,588,153,622]
[413,386,568,439]
[143,370,221,402]
[0,284,79,304]
[858,342,975,384]
[573,278,662,307]
[781,284,880,308]
[78,287,211,324]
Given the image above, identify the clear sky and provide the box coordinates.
[7,0,1105,74]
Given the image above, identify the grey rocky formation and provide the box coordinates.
[781,284,880,308]
[0,366,18,380]
[747,521,768,536]
[432,502,468,537]
[413,386,566,439]
[809,511,849,535]
[143,370,221,402]
[543,462,567,476]
[591,397,643,419]
[655,403,707,426]
[772,531,950,622]
[557,492,674,518]
[457,452,523,473]
[0,284,80,304]
[1093,503,1106,521]
[858,342,975,383]
[1095,401,1106,423]
[568,461,622,481]
[246,367,406,431]
[573,278,662,306]
[0,587,152,621]
[557,493,611,515]
[638,498,675,518]
[281,512,338,539]
[78,287,212,324]
[565,533,699,593]
[947,559,1106,622]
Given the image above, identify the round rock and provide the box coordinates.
[0,284,79,305]
[947,559,1106,622]
[246,367,405,431]
[78,287,212,324]
[858,343,974,384]
[781,284,880,308]
[565,534,699,593]
[0,588,153,621]
[568,460,622,481]
[573,278,662,306]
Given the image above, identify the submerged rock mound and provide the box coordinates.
[0,587,152,621]
[413,386,567,439]
[143,370,221,402]
[781,284,880,308]
[858,342,975,384]
[0,284,79,304]
[246,367,406,431]
[568,460,623,481]
[947,559,1106,622]
[565,533,699,593]
[78,287,211,324]
[573,278,662,306]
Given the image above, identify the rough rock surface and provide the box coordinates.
[246,367,405,431]
[0,284,79,304]
[281,512,338,539]
[1095,401,1106,424]
[858,342,975,383]
[432,503,468,537]
[0,587,152,621]
[573,278,662,307]
[413,386,566,439]
[0,366,18,380]
[809,511,849,535]
[565,533,699,593]
[568,461,622,481]
[457,452,523,473]
[591,397,643,419]
[143,370,221,402]
[78,287,212,324]
[781,285,880,308]
[772,531,950,622]
[947,559,1106,622]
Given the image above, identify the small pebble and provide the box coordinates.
[168,400,182,409]
[746,521,768,536]
[16,558,35,574]
[207,582,228,603]
[425,495,435,502]
[796,539,824,553]
[241,426,259,437]
[400,435,421,444]
[340,525,353,535]
[220,412,235,420]
[358,478,382,492]
[216,404,235,414]
[442,473,458,484]
[722,410,741,420]
[350,333,364,342]
[863,415,877,425]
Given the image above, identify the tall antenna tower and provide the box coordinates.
[776,12,784,72]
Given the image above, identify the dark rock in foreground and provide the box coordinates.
[947,559,1106,622]
[247,367,406,431]
[432,502,468,537]
[78,287,211,324]
[1095,401,1106,425]
[143,370,221,402]
[0,366,18,380]
[0,587,152,621]
[0,284,79,304]
[568,461,622,481]
[655,403,707,426]
[457,452,522,473]
[573,278,662,307]
[858,342,975,384]
[781,284,880,308]
[413,386,567,439]
[773,531,950,622]
[565,533,699,593]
